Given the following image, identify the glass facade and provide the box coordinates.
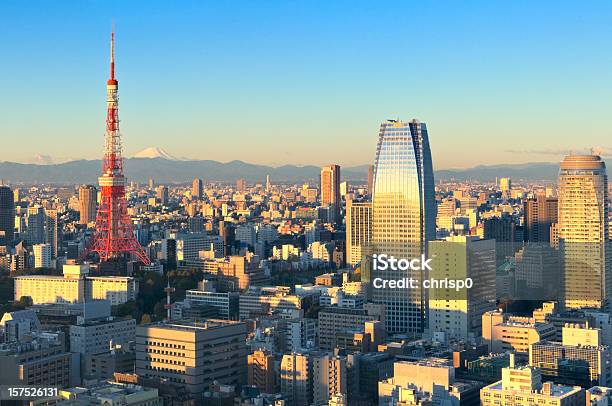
[370,119,436,334]
[558,155,610,309]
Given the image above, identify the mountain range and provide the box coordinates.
[0,157,582,185]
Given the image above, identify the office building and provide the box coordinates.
[482,310,556,354]
[370,119,435,334]
[480,356,584,406]
[0,185,15,245]
[33,243,52,268]
[79,185,97,225]
[192,177,203,199]
[0,331,72,387]
[499,177,512,194]
[524,194,558,243]
[529,324,611,387]
[317,304,385,351]
[45,208,59,258]
[26,205,46,245]
[558,154,610,309]
[14,263,138,305]
[312,353,347,406]
[345,199,371,266]
[248,349,277,393]
[236,178,247,192]
[280,352,312,406]
[155,185,169,205]
[428,236,496,341]
[56,382,160,406]
[136,319,247,395]
[320,164,341,222]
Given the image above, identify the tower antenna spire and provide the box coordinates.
[110,24,115,81]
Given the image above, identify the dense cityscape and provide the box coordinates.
[1,15,612,406]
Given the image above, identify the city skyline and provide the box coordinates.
[2,1,612,168]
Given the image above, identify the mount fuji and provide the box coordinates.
[131,147,181,161]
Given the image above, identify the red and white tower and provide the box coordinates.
[87,30,150,265]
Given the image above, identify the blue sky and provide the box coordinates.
[1,1,611,168]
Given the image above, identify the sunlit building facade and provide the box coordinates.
[371,119,436,334]
[558,155,610,309]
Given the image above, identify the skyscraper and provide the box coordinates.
[79,185,97,225]
[0,186,14,245]
[367,164,374,195]
[524,194,558,243]
[345,199,372,266]
[558,154,609,309]
[320,164,341,223]
[371,119,435,334]
[192,178,203,200]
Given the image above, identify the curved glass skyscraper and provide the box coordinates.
[558,154,610,309]
[371,119,436,334]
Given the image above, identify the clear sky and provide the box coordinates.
[1,1,611,169]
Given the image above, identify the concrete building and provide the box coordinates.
[57,381,160,406]
[482,310,556,354]
[530,324,611,387]
[135,319,247,395]
[69,317,136,355]
[428,236,496,341]
[320,164,341,223]
[239,286,314,320]
[280,352,312,406]
[480,357,584,405]
[248,349,277,393]
[185,288,239,320]
[317,304,385,351]
[311,353,347,406]
[78,185,97,225]
[14,263,138,305]
[33,243,52,268]
[345,199,371,267]
[0,331,72,387]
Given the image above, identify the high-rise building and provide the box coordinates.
[345,199,372,266]
[370,119,435,334]
[428,236,496,341]
[558,154,609,309]
[248,349,277,393]
[266,174,271,192]
[33,243,52,268]
[281,353,312,406]
[0,185,14,245]
[312,353,347,406]
[367,164,374,195]
[236,178,247,192]
[499,177,512,194]
[135,319,247,395]
[192,178,203,200]
[26,205,46,245]
[79,185,98,225]
[45,208,59,258]
[524,194,558,242]
[156,185,169,205]
[320,164,341,222]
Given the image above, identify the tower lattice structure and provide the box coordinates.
[87,31,150,265]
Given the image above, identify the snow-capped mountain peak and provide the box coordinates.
[132,147,179,160]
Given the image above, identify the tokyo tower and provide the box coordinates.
[87,30,150,265]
